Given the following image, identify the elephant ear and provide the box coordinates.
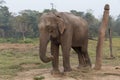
[52,12,66,34]
[57,17,66,34]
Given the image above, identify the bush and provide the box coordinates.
[23,38,33,43]
[34,76,45,80]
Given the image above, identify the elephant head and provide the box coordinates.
[38,12,66,63]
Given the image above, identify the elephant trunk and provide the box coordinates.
[39,34,53,63]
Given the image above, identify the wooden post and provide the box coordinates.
[108,28,115,58]
[94,4,110,70]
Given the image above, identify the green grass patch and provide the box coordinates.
[0,38,39,44]
[0,49,42,79]
[34,76,45,80]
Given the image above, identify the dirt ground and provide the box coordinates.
[0,43,36,51]
[14,66,120,80]
[0,43,120,80]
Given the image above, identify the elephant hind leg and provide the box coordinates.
[81,47,91,67]
[72,47,91,68]
[72,47,86,68]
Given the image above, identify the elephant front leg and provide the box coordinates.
[60,30,73,72]
[51,41,60,75]
[61,45,72,72]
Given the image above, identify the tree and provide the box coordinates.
[70,10,84,17]
[114,15,120,36]
[19,10,40,37]
[0,6,11,38]
[11,10,40,40]
[84,12,99,37]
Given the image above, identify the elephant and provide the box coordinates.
[38,12,91,74]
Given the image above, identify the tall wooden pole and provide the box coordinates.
[94,4,110,70]
[108,28,114,58]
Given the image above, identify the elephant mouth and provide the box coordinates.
[50,37,60,45]
[50,36,57,40]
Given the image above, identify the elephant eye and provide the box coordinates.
[46,25,55,33]
[47,28,54,33]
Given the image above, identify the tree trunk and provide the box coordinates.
[94,4,110,70]
[22,31,25,41]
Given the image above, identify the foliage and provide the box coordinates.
[84,12,100,37]
[10,10,40,40]
[34,76,45,80]
[0,3,120,39]
[113,15,120,36]
[70,10,84,17]
[0,6,11,38]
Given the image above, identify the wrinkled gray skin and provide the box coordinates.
[38,12,91,74]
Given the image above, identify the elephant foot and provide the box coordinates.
[51,69,62,76]
[77,65,91,73]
